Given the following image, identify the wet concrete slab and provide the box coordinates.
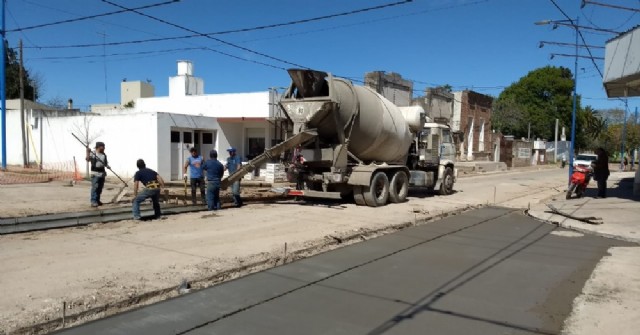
[56,207,630,335]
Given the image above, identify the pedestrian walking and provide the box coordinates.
[184,147,205,205]
[592,147,610,198]
[132,159,165,220]
[86,141,109,207]
[203,150,225,210]
[225,147,243,207]
[623,155,628,171]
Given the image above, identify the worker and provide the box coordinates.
[203,150,225,210]
[294,153,307,190]
[183,147,205,205]
[86,141,109,207]
[225,147,243,207]
[592,147,610,199]
[132,159,164,220]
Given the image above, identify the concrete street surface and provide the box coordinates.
[528,171,640,335]
[56,207,630,335]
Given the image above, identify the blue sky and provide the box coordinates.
[4,0,639,113]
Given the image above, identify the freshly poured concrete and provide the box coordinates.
[57,207,629,335]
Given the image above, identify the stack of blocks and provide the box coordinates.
[264,163,286,183]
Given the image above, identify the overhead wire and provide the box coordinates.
[24,0,483,50]
[6,0,181,32]
[98,0,294,70]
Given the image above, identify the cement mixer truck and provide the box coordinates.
[222,69,457,207]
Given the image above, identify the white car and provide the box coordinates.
[573,154,597,168]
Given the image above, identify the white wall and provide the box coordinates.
[136,91,269,118]
[452,92,463,132]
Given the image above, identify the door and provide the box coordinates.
[170,129,194,180]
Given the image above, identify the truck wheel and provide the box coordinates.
[353,186,366,206]
[389,171,409,203]
[363,172,389,207]
[439,167,454,195]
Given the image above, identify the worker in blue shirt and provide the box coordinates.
[225,147,243,207]
[132,159,165,220]
[183,147,205,205]
[203,150,225,210]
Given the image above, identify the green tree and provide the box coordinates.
[493,66,578,142]
[4,45,38,100]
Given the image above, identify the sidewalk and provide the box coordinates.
[528,171,640,243]
[528,171,640,335]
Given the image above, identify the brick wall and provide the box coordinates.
[459,90,493,157]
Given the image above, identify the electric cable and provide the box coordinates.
[6,0,180,32]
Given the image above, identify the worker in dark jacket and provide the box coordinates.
[132,159,165,220]
[203,150,225,211]
[592,148,610,198]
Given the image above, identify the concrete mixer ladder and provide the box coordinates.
[221,130,318,189]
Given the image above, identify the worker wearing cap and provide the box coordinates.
[183,147,206,205]
[225,147,243,207]
[85,141,110,207]
[132,159,164,220]
[203,150,225,210]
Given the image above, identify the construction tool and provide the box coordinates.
[71,133,129,203]
[183,175,188,205]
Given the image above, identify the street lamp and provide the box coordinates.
[536,18,580,183]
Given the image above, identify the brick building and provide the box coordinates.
[364,71,413,107]
[453,90,494,161]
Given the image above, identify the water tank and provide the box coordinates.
[177,60,193,76]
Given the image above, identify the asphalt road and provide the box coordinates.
[55,207,627,335]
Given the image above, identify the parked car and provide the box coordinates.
[573,153,598,168]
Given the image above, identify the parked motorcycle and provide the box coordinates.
[565,164,592,199]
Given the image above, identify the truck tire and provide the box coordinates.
[353,186,366,206]
[363,172,389,207]
[389,171,409,203]
[439,167,454,195]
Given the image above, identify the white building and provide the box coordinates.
[1,60,287,181]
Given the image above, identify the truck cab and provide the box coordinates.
[407,122,457,194]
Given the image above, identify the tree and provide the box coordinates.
[70,115,103,179]
[4,45,39,100]
[493,66,578,142]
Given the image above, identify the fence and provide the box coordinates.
[0,160,83,185]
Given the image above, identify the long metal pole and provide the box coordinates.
[39,110,43,172]
[568,17,579,182]
[1,0,6,170]
[19,39,26,166]
[554,118,558,163]
[620,99,628,171]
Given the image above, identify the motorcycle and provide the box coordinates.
[565,164,592,199]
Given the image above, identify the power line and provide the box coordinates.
[100,0,305,69]
[28,47,206,61]
[547,0,605,79]
[24,0,483,50]
[6,0,180,32]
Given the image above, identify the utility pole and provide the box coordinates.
[620,100,628,171]
[554,119,559,163]
[19,39,27,167]
[528,122,531,141]
[1,0,6,171]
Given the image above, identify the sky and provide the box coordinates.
[4,0,640,113]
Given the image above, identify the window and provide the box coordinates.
[442,129,452,143]
[183,131,192,143]
[202,132,213,144]
[171,131,180,143]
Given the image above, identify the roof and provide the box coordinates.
[603,25,640,98]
